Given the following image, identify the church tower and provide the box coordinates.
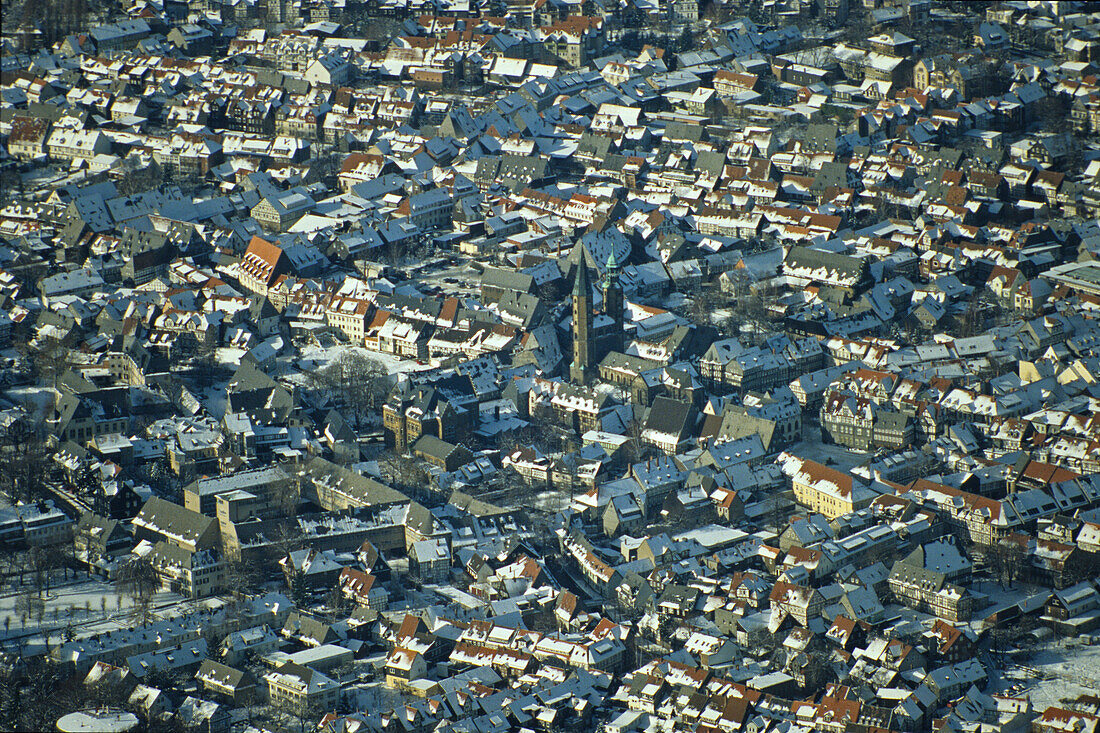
[571,260,594,383]
[603,250,624,353]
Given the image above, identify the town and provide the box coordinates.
[1,0,1100,731]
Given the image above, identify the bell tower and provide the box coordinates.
[603,250,624,353]
[570,261,594,383]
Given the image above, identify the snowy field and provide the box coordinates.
[0,575,187,653]
[2,384,59,417]
[785,437,870,472]
[194,343,436,419]
[291,344,435,379]
[997,639,1100,710]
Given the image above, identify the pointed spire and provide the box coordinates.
[572,257,591,298]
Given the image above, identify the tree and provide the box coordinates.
[308,351,388,430]
[380,453,431,503]
[224,559,264,598]
[294,698,322,733]
[0,418,50,503]
[192,342,221,390]
[270,474,301,518]
[287,563,309,607]
[620,406,652,466]
[115,159,166,196]
[13,591,43,630]
[23,335,76,391]
[746,626,778,659]
[689,282,723,329]
[324,585,351,622]
[29,548,57,597]
[987,538,1028,590]
[114,556,160,624]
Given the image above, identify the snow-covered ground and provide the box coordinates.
[0,575,187,651]
[785,438,870,472]
[2,385,59,417]
[215,346,247,368]
[292,344,435,379]
[198,381,230,419]
[998,639,1100,710]
[535,489,570,514]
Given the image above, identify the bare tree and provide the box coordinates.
[223,559,264,599]
[380,453,431,503]
[270,474,301,518]
[115,159,166,196]
[0,417,50,504]
[22,336,75,391]
[986,538,1028,590]
[13,591,43,630]
[689,281,723,329]
[308,351,388,431]
[29,548,59,597]
[114,556,160,624]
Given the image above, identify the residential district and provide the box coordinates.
[2,0,1100,731]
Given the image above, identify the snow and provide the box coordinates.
[0,574,188,652]
[786,437,870,472]
[215,346,247,367]
[2,385,60,416]
[57,710,139,732]
[994,638,1100,710]
[197,382,230,419]
[291,343,435,379]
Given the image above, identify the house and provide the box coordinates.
[7,116,51,159]
[176,697,230,733]
[146,542,224,598]
[222,626,282,666]
[236,236,291,296]
[769,580,825,627]
[641,397,700,456]
[304,54,352,86]
[132,498,219,553]
[196,660,257,705]
[779,454,876,519]
[888,539,974,622]
[73,512,132,573]
[1044,581,1100,630]
[167,25,215,54]
[783,246,871,296]
[383,382,477,451]
[394,189,453,232]
[338,567,389,610]
[604,494,645,538]
[410,538,451,583]
[1032,709,1100,733]
[412,435,473,472]
[46,128,111,161]
[251,189,317,233]
[183,466,289,516]
[539,17,603,68]
[385,647,428,690]
[281,548,346,591]
[264,662,340,714]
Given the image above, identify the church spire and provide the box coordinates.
[603,250,624,353]
[570,258,594,383]
[572,254,591,297]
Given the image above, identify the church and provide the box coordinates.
[570,249,625,383]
